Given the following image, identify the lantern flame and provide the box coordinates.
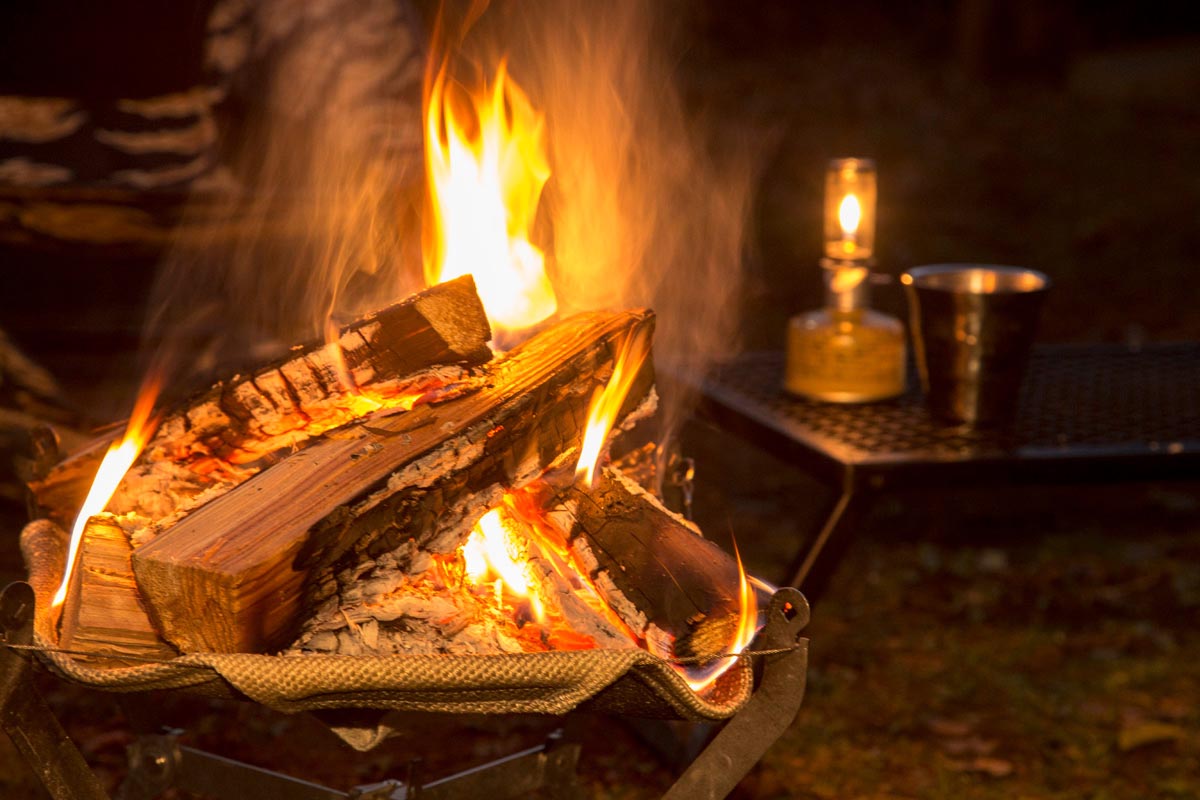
[575,327,651,487]
[838,192,862,242]
[423,57,557,336]
[52,376,162,608]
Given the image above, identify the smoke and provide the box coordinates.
[142,0,753,472]
[484,0,755,468]
[141,0,429,396]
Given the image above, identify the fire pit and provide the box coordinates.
[5,278,808,798]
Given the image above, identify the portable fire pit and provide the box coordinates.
[3,277,809,799]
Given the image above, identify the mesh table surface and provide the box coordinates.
[699,343,1200,483]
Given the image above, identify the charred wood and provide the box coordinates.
[29,275,492,530]
[539,465,741,662]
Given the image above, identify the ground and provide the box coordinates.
[2,2,1200,798]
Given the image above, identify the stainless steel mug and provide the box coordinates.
[902,264,1050,426]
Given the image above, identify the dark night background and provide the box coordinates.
[2,2,1199,797]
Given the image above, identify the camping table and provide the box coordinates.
[695,342,1200,601]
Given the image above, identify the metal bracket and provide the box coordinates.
[0,581,111,800]
[662,587,810,800]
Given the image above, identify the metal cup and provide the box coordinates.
[902,264,1050,426]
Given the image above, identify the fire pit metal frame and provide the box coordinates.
[0,581,808,800]
[694,343,1200,599]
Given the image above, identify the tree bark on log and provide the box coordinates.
[131,309,655,654]
[30,275,493,529]
[538,465,741,660]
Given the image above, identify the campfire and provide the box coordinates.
[22,33,767,706]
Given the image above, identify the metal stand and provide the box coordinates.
[0,581,807,800]
[662,587,809,800]
[0,581,109,800]
[117,728,581,800]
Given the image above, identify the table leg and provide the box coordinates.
[784,476,859,603]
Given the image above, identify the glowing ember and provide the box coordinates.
[574,327,651,487]
[423,58,557,336]
[52,376,162,608]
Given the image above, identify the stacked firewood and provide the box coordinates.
[28,279,742,666]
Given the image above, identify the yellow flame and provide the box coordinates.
[575,327,651,487]
[838,192,862,241]
[423,58,557,335]
[52,377,162,608]
[460,507,545,622]
[682,541,760,695]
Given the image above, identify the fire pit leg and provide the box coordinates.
[116,727,581,800]
[661,587,809,800]
[0,581,111,800]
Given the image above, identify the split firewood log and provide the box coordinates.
[30,274,492,530]
[60,517,180,666]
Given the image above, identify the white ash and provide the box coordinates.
[289,566,531,657]
[289,515,638,658]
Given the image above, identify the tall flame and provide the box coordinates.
[52,377,162,608]
[423,57,557,336]
[575,327,651,487]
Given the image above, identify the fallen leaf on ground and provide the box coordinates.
[939,736,999,756]
[1117,721,1186,752]
[927,717,974,737]
[946,756,1014,777]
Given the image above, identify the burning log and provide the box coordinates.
[148,272,494,465]
[38,277,493,663]
[533,465,741,662]
[130,309,655,654]
[59,517,179,666]
[30,274,493,528]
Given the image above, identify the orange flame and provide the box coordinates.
[661,541,762,695]
[423,57,557,336]
[52,376,162,608]
[575,327,651,487]
[459,507,545,623]
[504,487,641,642]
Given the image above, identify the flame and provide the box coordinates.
[838,192,862,243]
[504,487,641,643]
[678,542,761,695]
[449,486,766,696]
[423,57,557,336]
[575,327,651,487]
[459,507,545,623]
[52,376,162,608]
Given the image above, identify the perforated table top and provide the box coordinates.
[697,343,1200,488]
